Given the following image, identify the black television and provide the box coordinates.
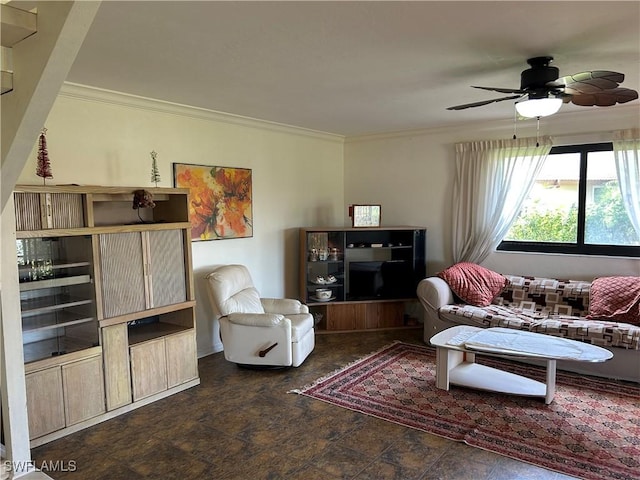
[348,260,414,300]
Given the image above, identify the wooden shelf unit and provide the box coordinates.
[13,185,200,446]
[299,226,426,331]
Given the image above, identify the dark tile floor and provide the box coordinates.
[33,329,579,480]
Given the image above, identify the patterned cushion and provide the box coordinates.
[493,275,591,317]
[587,276,640,325]
[439,303,640,349]
[437,263,507,307]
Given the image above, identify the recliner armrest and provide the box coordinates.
[416,277,455,314]
[227,312,287,327]
[261,298,310,315]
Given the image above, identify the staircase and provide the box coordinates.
[1,2,37,94]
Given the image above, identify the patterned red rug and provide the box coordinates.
[291,342,640,480]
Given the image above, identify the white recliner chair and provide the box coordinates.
[205,264,315,367]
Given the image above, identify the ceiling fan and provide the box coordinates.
[447,56,639,117]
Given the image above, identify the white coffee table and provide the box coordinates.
[430,325,613,404]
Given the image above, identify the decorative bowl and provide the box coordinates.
[315,288,332,300]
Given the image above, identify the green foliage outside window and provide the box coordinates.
[507,205,578,242]
[506,182,639,245]
[585,182,638,245]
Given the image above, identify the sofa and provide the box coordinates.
[417,263,640,383]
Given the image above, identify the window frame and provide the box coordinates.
[498,142,639,258]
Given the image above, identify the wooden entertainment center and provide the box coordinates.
[14,185,199,446]
[299,226,426,331]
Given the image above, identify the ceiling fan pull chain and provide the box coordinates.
[513,106,518,140]
[536,116,540,147]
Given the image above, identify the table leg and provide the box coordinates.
[435,348,464,391]
[545,359,557,404]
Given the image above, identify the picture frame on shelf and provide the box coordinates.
[350,204,381,228]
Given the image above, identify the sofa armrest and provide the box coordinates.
[261,298,310,315]
[417,277,456,341]
[417,277,455,313]
[227,312,288,327]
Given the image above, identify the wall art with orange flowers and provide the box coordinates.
[173,163,253,241]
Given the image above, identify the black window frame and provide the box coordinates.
[498,142,640,258]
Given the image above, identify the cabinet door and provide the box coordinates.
[101,324,132,410]
[62,356,106,426]
[99,232,146,318]
[14,192,84,231]
[365,302,405,329]
[25,368,65,439]
[165,330,198,388]
[18,236,98,363]
[130,338,168,401]
[326,304,367,331]
[147,230,186,308]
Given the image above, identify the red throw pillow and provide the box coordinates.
[437,262,507,307]
[587,276,640,325]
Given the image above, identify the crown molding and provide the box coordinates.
[58,82,345,143]
[344,104,640,144]
[58,82,637,145]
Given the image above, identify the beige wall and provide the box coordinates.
[17,84,345,356]
[17,86,640,355]
[344,105,640,280]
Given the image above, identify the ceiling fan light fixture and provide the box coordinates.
[515,97,563,118]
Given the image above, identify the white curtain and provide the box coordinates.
[612,129,640,240]
[452,136,553,264]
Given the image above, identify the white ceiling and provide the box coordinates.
[64,1,640,136]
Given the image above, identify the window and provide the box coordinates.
[499,143,640,257]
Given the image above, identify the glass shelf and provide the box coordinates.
[17,235,98,364]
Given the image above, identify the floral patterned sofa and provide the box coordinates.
[417,263,640,383]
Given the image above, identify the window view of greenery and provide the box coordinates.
[584,151,638,245]
[505,149,639,247]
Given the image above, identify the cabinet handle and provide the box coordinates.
[145,262,153,308]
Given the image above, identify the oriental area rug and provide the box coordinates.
[290,342,640,480]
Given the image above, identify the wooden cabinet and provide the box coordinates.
[128,318,199,401]
[61,354,106,426]
[299,227,426,332]
[14,185,199,446]
[101,323,131,411]
[98,229,186,318]
[130,337,167,401]
[166,329,198,388]
[98,232,146,318]
[25,348,105,440]
[14,191,85,231]
[319,301,406,331]
[25,367,65,438]
[129,329,198,401]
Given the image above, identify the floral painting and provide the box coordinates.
[173,163,253,241]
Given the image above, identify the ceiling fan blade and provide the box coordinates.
[547,71,625,94]
[570,87,639,107]
[559,93,573,104]
[447,95,523,111]
[472,86,525,94]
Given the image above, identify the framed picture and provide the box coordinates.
[173,163,253,241]
[350,204,381,228]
